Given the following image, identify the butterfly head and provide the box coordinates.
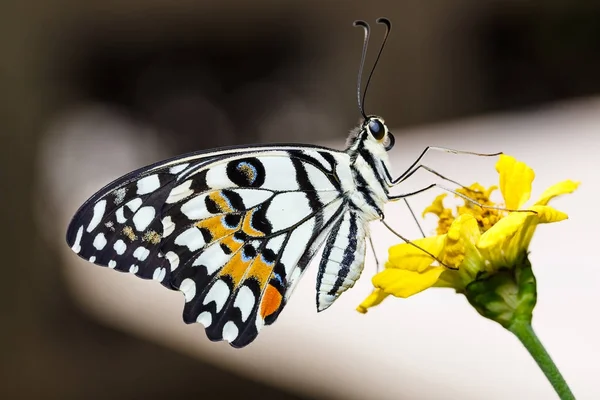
[349,19,395,156]
[345,115,395,160]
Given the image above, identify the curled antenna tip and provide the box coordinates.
[376,17,392,28]
[353,20,369,28]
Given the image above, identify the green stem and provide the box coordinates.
[508,320,575,400]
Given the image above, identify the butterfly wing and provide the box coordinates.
[67,145,348,347]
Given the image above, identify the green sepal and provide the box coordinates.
[464,255,537,328]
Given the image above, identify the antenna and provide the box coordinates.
[353,20,370,119]
[362,18,391,115]
[353,18,392,119]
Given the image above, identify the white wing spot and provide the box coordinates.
[174,227,205,252]
[180,278,196,302]
[192,242,230,274]
[166,180,193,204]
[234,286,256,322]
[265,192,312,232]
[152,267,166,282]
[165,251,180,271]
[89,256,96,263]
[180,194,210,220]
[203,280,229,312]
[87,200,107,232]
[196,311,212,328]
[126,197,143,213]
[255,312,265,333]
[129,264,139,274]
[132,206,155,231]
[108,260,117,269]
[304,151,333,172]
[133,246,150,261]
[162,216,175,237]
[169,163,189,174]
[114,239,127,255]
[222,321,239,343]
[71,226,83,253]
[137,175,161,195]
[115,207,126,223]
[93,233,107,250]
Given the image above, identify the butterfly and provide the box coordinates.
[66,18,449,348]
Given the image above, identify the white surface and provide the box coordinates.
[43,99,600,399]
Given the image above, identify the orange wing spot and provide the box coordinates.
[196,215,239,243]
[260,284,282,319]
[247,256,274,289]
[242,210,265,237]
[208,191,234,213]
[219,234,244,255]
[219,250,252,288]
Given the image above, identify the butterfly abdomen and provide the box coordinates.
[315,211,367,311]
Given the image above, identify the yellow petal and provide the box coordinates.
[387,235,445,273]
[356,289,389,313]
[443,214,480,269]
[535,180,580,206]
[422,194,447,217]
[496,155,535,209]
[477,205,567,264]
[372,267,446,298]
[478,211,531,250]
[530,204,568,224]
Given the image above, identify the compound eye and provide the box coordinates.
[367,119,386,140]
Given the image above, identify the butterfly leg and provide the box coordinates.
[380,219,454,270]
[386,183,535,214]
[383,162,472,190]
[402,198,426,238]
[367,234,381,273]
[382,146,501,186]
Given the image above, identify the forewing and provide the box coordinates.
[160,150,346,346]
[66,145,348,346]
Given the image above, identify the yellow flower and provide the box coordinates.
[358,155,578,313]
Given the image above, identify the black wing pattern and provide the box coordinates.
[66,145,348,347]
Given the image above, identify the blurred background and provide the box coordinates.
[3,0,600,399]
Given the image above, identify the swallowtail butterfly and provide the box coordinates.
[66,18,484,347]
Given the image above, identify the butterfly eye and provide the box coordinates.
[367,119,386,140]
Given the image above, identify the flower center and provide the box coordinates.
[423,183,504,235]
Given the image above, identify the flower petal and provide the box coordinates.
[530,205,568,224]
[535,180,580,206]
[443,214,480,269]
[477,204,567,269]
[387,235,445,273]
[496,155,535,209]
[478,211,531,250]
[479,205,568,251]
[356,289,389,313]
[372,267,446,298]
[422,194,447,217]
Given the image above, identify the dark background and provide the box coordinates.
[3,0,599,398]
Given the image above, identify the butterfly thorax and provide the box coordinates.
[341,125,392,222]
